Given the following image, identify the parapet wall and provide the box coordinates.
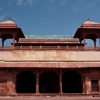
[0,50,100,62]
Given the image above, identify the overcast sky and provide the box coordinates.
[0,0,100,45]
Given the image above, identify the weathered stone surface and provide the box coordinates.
[7,82,14,94]
[0,50,100,61]
[85,78,91,94]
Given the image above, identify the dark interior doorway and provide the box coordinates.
[62,70,83,93]
[16,71,36,93]
[39,71,59,93]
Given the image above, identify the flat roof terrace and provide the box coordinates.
[25,35,73,39]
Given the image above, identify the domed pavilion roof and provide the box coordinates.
[81,19,100,28]
[0,19,25,39]
[0,18,18,28]
[74,19,100,40]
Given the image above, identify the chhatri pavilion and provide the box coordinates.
[0,19,100,95]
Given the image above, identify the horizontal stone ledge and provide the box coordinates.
[0,62,100,68]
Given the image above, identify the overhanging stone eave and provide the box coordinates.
[0,61,100,68]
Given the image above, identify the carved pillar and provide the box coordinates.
[13,38,15,47]
[13,34,16,48]
[94,38,96,49]
[82,75,85,94]
[84,37,86,49]
[83,30,86,49]
[79,38,82,46]
[12,69,16,94]
[2,38,4,48]
[85,76,91,94]
[16,38,19,46]
[1,37,6,48]
[36,69,39,94]
[59,69,62,94]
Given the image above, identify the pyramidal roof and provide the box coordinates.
[81,19,100,28]
[83,19,100,24]
[1,20,16,24]
[0,19,18,28]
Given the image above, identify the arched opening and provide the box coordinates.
[62,70,83,93]
[39,71,59,93]
[16,71,36,93]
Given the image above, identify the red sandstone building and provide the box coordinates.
[0,19,100,95]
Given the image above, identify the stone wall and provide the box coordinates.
[0,50,100,61]
[0,69,15,94]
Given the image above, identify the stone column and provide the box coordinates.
[13,34,16,48]
[16,38,19,46]
[84,37,86,49]
[36,69,39,94]
[82,75,85,94]
[85,77,91,94]
[59,69,62,94]
[83,31,86,49]
[79,39,82,46]
[13,37,15,48]
[12,69,16,94]
[94,38,96,49]
[2,38,4,48]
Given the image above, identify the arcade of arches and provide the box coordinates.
[16,71,36,93]
[15,70,83,94]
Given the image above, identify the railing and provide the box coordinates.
[25,35,74,39]
[0,46,100,50]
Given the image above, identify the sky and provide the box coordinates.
[0,0,100,46]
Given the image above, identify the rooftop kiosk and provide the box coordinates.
[0,19,25,48]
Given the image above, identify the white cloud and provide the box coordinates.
[51,0,56,2]
[59,0,68,6]
[16,0,23,6]
[70,0,99,13]
[84,2,95,9]
[70,0,85,12]
[51,0,68,5]
[0,13,8,22]
[6,1,13,7]
[24,0,35,7]
[16,0,37,7]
